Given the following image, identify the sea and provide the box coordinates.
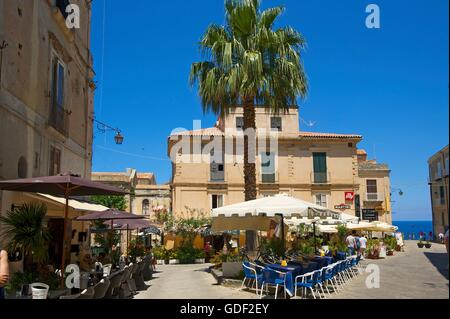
[393,220,433,240]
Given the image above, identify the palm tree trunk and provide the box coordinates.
[243,97,257,252]
[243,97,257,201]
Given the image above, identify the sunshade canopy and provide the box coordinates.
[0,172,127,196]
[212,194,341,219]
[34,193,109,212]
[75,209,143,221]
[104,218,161,234]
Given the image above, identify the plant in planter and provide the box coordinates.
[152,246,169,265]
[384,236,397,256]
[417,240,425,248]
[168,250,180,264]
[195,249,206,264]
[0,203,51,272]
[425,241,432,248]
[367,239,380,259]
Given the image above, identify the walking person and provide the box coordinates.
[346,231,357,256]
[0,245,10,299]
[438,232,444,244]
[359,235,368,260]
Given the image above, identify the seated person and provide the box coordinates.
[79,249,95,272]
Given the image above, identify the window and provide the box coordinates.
[271,117,282,131]
[440,186,445,205]
[210,149,224,181]
[366,180,378,200]
[142,199,150,215]
[236,117,244,130]
[17,156,27,178]
[56,0,71,19]
[315,194,328,208]
[436,162,443,179]
[313,153,327,183]
[49,146,61,175]
[261,152,276,183]
[212,195,223,209]
[52,58,65,111]
[445,156,449,175]
[50,56,67,134]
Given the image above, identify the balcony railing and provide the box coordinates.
[56,0,71,19]
[260,171,279,184]
[365,193,384,202]
[311,172,331,184]
[49,106,68,136]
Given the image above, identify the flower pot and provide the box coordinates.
[169,259,180,265]
[425,244,432,248]
[387,250,394,256]
[30,283,49,299]
[195,258,205,264]
[417,243,424,248]
[156,260,165,265]
[222,262,242,278]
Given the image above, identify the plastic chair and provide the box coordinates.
[93,278,110,299]
[78,287,95,299]
[104,271,124,299]
[294,271,316,299]
[260,268,287,299]
[241,262,264,296]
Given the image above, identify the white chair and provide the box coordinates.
[294,272,316,299]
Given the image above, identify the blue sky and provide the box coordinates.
[90,0,449,221]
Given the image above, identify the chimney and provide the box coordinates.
[357,149,368,162]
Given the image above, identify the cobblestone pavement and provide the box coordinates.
[329,241,449,299]
[135,264,256,299]
[136,241,449,299]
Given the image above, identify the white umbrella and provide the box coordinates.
[212,194,340,218]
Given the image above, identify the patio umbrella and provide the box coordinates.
[0,172,127,286]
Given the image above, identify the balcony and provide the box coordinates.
[365,193,384,202]
[49,106,68,136]
[311,172,331,184]
[56,0,71,19]
[261,172,279,184]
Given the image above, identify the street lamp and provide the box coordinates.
[94,118,124,145]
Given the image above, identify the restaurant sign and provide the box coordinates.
[345,191,355,201]
[335,204,351,210]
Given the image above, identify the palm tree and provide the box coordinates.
[190,0,308,202]
[0,203,52,269]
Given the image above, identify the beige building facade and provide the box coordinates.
[428,145,449,236]
[0,0,96,266]
[91,169,171,221]
[168,107,392,223]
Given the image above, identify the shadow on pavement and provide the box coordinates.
[424,252,449,280]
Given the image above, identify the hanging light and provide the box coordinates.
[114,131,124,145]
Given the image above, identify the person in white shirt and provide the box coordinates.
[438,232,444,244]
[359,235,368,259]
[346,231,357,256]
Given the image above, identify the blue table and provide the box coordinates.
[312,256,334,268]
[267,262,319,297]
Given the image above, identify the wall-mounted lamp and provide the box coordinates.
[94,118,124,145]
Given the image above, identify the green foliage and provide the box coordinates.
[128,238,146,262]
[190,0,308,116]
[91,195,127,211]
[383,236,397,251]
[367,239,380,257]
[176,246,205,264]
[152,246,170,261]
[5,268,59,294]
[264,237,285,257]
[210,251,242,267]
[0,203,51,265]
[336,225,348,241]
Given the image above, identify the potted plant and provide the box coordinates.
[417,240,425,248]
[221,251,243,278]
[152,246,168,265]
[169,250,180,264]
[367,239,380,259]
[195,249,206,264]
[425,241,432,249]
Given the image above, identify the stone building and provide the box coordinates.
[428,145,449,236]
[168,106,392,223]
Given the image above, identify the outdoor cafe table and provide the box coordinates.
[267,262,319,297]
